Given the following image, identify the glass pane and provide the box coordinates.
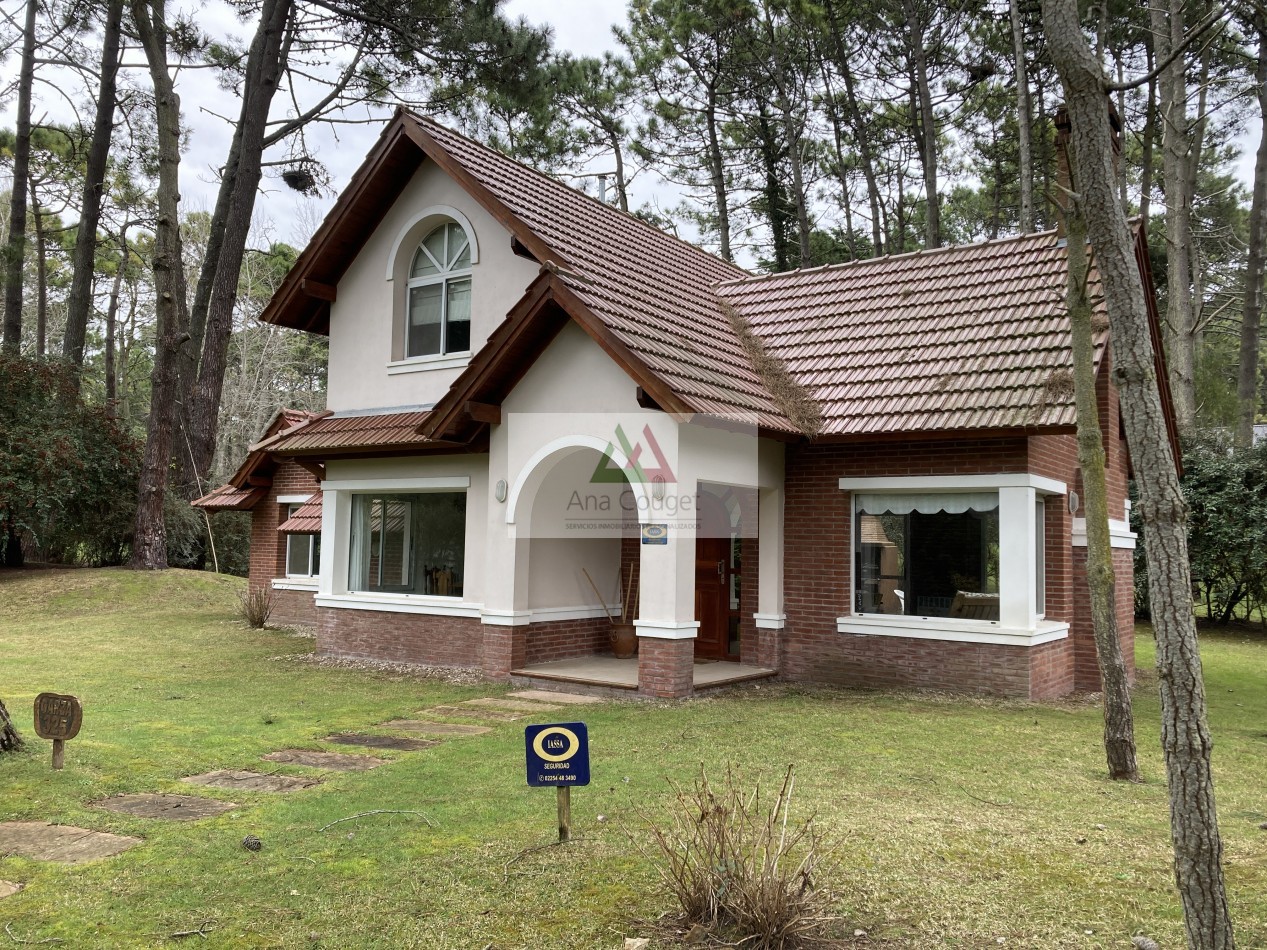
[423,226,447,271]
[448,224,471,268]
[412,492,466,597]
[369,498,411,591]
[410,245,439,278]
[286,534,310,576]
[407,283,443,357]
[445,278,471,353]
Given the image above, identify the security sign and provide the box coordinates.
[525,722,590,787]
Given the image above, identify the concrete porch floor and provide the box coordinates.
[509,656,777,691]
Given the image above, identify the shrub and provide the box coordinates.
[640,764,836,949]
[238,585,275,628]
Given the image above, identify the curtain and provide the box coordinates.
[856,491,998,516]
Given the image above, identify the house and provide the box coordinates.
[195,108,1172,700]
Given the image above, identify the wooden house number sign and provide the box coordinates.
[33,692,82,770]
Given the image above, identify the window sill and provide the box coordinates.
[273,578,319,591]
[836,614,1069,647]
[386,353,472,375]
[315,592,482,617]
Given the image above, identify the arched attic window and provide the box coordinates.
[406,221,472,358]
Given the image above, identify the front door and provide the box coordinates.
[694,491,737,661]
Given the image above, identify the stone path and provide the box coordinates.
[509,689,603,705]
[95,793,237,821]
[375,720,491,736]
[0,822,140,863]
[263,749,384,771]
[421,704,529,722]
[182,769,320,793]
[324,734,439,751]
[0,881,22,899]
[461,697,562,712]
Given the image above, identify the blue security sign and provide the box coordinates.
[525,722,590,787]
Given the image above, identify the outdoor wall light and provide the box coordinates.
[1068,490,1079,514]
[495,479,508,503]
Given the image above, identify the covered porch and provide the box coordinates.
[509,655,777,693]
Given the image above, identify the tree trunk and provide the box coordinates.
[1009,0,1034,233]
[2,0,38,353]
[704,85,733,263]
[183,0,294,501]
[129,0,191,571]
[32,188,46,357]
[62,0,124,375]
[903,0,940,248]
[1235,13,1267,448]
[104,232,128,408]
[1043,1,1236,945]
[1057,116,1141,782]
[0,697,21,753]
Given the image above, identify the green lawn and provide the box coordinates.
[1,568,1265,948]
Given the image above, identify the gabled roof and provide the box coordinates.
[717,229,1104,438]
[260,410,437,456]
[191,409,323,510]
[262,109,796,433]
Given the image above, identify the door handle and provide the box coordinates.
[717,560,725,579]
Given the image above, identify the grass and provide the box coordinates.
[0,567,1265,948]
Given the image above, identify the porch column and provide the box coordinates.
[636,481,698,698]
[480,520,532,679]
[998,486,1038,630]
[753,486,785,669]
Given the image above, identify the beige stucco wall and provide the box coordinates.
[326,160,541,413]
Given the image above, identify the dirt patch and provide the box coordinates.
[0,881,24,898]
[0,822,140,864]
[422,704,527,722]
[262,749,384,771]
[94,793,237,821]
[181,770,320,793]
[323,734,440,751]
[376,720,492,737]
[460,698,561,712]
[508,689,604,705]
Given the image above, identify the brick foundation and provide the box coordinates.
[524,617,613,665]
[638,638,695,698]
[316,607,484,669]
[271,587,319,627]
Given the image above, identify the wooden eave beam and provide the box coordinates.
[293,458,326,481]
[465,401,501,425]
[301,278,336,302]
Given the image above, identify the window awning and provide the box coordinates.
[856,491,998,516]
[278,493,323,534]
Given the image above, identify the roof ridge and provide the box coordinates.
[713,227,1063,290]
[407,110,750,282]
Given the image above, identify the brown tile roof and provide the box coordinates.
[413,116,794,431]
[191,484,266,511]
[716,229,1106,437]
[278,493,323,533]
[259,411,433,455]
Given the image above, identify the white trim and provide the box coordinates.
[634,619,700,640]
[753,612,786,630]
[315,593,483,617]
[276,494,314,505]
[322,475,471,492]
[506,435,653,526]
[272,579,318,592]
[384,205,480,279]
[531,604,622,623]
[837,615,1070,647]
[481,609,531,627]
[1072,518,1138,549]
[387,353,472,375]
[838,473,1067,495]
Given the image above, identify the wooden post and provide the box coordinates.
[51,738,65,770]
[557,786,571,843]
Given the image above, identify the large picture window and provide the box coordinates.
[348,492,466,597]
[855,492,1000,621]
[406,221,471,358]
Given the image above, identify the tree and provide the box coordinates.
[0,697,20,753]
[2,0,38,352]
[556,53,640,212]
[1056,111,1140,782]
[1043,0,1236,945]
[1235,8,1267,447]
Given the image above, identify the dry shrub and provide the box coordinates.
[238,585,276,629]
[641,764,837,948]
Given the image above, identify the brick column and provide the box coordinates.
[638,638,695,698]
[482,623,528,681]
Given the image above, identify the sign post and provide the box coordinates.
[525,722,590,843]
[33,692,82,770]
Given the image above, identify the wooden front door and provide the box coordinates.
[695,533,731,660]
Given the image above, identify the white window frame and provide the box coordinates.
[837,474,1068,647]
[284,503,321,578]
[405,222,473,360]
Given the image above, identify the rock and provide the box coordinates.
[1131,937,1161,950]
[242,835,263,852]
[623,939,651,950]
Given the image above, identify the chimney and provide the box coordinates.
[1053,100,1122,236]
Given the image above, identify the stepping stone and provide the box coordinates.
[509,689,604,705]
[377,720,492,737]
[422,704,527,722]
[0,822,140,864]
[323,734,439,752]
[461,697,562,712]
[0,881,24,899]
[182,770,319,793]
[95,793,237,821]
[263,749,384,771]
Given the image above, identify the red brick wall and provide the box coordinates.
[272,587,318,627]
[524,617,613,665]
[315,607,484,669]
[248,459,321,593]
[638,638,694,698]
[1029,638,1076,699]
